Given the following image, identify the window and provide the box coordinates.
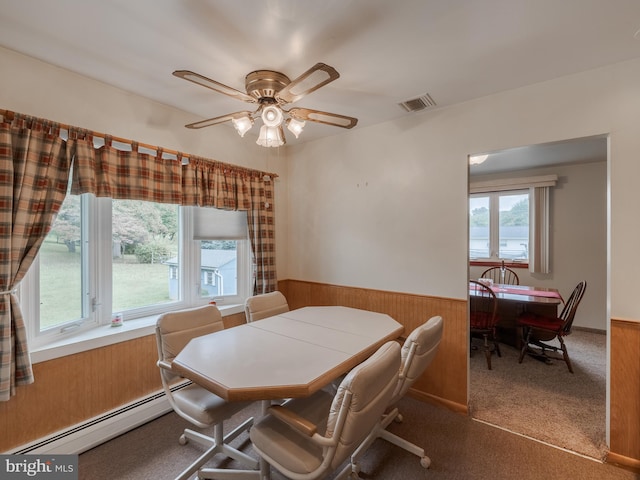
[37,194,87,332]
[169,266,178,280]
[469,174,556,272]
[203,270,215,286]
[192,207,248,302]
[112,199,180,313]
[469,190,530,261]
[200,241,237,296]
[24,197,251,347]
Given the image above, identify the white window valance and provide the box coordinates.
[469,174,557,193]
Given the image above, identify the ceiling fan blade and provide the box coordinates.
[289,108,358,129]
[185,111,253,129]
[173,70,257,103]
[276,63,340,104]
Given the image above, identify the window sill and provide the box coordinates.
[29,304,245,364]
[469,260,528,269]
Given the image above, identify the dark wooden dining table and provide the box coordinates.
[470,283,563,348]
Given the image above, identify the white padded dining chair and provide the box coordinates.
[155,305,258,480]
[249,341,401,480]
[244,290,289,322]
[351,315,444,473]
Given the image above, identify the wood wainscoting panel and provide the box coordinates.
[609,318,640,468]
[223,311,247,329]
[0,289,468,453]
[0,335,162,452]
[280,279,468,411]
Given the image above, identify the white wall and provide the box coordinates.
[3,46,640,323]
[470,161,607,330]
[0,46,290,281]
[287,58,640,323]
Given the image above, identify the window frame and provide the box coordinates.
[469,189,530,263]
[22,199,252,349]
[469,174,557,272]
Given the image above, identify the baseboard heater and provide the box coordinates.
[9,382,189,455]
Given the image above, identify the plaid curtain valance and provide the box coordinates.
[70,136,182,204]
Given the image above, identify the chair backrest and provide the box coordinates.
[558,281,587,334]
[325,341,401,471]
[469,280,498,330]
[156,305,224,382]
[390,316,444,405]
[481,262,519,285]
[245,291,289,322]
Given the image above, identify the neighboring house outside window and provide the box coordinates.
[166,248,237,299]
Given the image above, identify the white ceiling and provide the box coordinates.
[0,0,637,170]
[469,134,608,177]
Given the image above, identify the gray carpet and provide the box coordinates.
[470,328,607,460]
[80,394,637,480]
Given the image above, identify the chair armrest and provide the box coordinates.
[157,360,173,371]
[267,405,318,437]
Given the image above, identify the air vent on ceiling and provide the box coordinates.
[398,93,436,112]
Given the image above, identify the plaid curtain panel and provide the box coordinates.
[0,116,71,401]
[247,176,276,294]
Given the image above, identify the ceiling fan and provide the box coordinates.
[173,63,358,147]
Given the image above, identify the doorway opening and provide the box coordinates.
[467,135,608,460]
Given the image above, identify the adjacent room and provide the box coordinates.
[468,136,608,459]
[1,1,640,479]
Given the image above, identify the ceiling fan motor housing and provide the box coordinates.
[245,70,291,102]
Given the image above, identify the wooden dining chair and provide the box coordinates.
[481,260,520,285]
[517,281,587,373]
[469,280,501,370]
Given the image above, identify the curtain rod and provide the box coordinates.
[0,108,279,178]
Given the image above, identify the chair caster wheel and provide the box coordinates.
[420,456,431,469]
[395,413,403,423]
[178,434,187,445]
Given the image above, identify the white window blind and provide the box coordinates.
[529,186,551,274]
[192,207,248,240]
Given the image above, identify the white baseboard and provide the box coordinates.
[8,389,174,455]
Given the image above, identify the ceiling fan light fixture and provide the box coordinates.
[231,115,254,137]
[256,125,286,147]
[175,63,358,148]
[261,105,284,127]
[286,117,305,138]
